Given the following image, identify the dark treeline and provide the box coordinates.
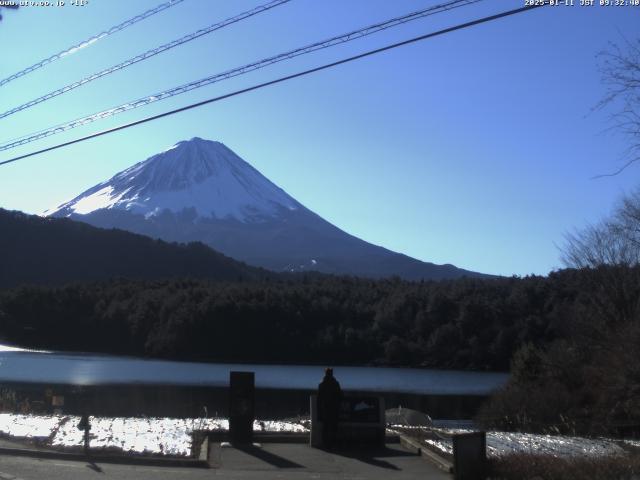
[1,266,633,373]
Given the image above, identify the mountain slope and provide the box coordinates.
[47,137,485,280]
[0,209,267,289]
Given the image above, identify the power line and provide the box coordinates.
[0,0,186,87]
[0,0,482,151]
[0,0,291,120]
[0,2,548,168]
[1,0,476,140]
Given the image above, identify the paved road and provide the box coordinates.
[0,443,451,479]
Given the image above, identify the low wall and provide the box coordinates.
[0,382,490,419]
[310,394,386,448]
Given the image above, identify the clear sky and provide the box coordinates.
[0,0,638,276]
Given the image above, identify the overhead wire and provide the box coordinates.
[0,0,291,120]
[0,0,187,87]
[0,0,483,151]
[0,2,549,168]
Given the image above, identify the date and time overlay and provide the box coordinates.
[0,1,87,7]
[0,0,639,8]
[528,0,639,6]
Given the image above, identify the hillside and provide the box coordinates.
[0,209,268,289]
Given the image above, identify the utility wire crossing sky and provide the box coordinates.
[0,0,186,87]
[0,2,547,167]
[0,0,291,120]
[0,0,482,151]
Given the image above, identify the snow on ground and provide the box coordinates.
[0,413,59,438]
[51,416,230,456]
[623,439,640,449]
[422,428,627,458]
[254,420,308,433]
[0,414,308,456]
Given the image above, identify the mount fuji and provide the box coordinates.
[46,137,483,280]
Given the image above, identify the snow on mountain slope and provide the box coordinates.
[45,138,300,221]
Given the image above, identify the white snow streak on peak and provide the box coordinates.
[69,186,132,215]
[162,143,180,153]
[45,138,300,222]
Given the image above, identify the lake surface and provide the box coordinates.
[0,344,508,396]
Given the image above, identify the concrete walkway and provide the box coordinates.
[0,438,451,478]
[208,442,451,479]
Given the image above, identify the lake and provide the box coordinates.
[0,344,507,396]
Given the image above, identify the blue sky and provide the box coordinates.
[0,0,638,276]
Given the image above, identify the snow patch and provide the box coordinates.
[0,414,308,456]
[0,344,48,353]
[162,143,180,153]
[68,186,131,215]
[420,428,627,458]
[0,413,59,438]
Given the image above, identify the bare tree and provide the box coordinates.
[563,37,640,268]
[562,189,640,268]
[594,36,640,177]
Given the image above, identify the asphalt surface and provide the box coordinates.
[0,442,451,479]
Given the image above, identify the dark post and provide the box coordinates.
[229,371,255,444]
[453,431,486,480]
[77,413,91,454]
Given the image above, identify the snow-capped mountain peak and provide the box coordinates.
[43,136,485,280]
[45,138,300,221]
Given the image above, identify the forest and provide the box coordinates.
[0,265,633,372]
[477,266,640,435]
